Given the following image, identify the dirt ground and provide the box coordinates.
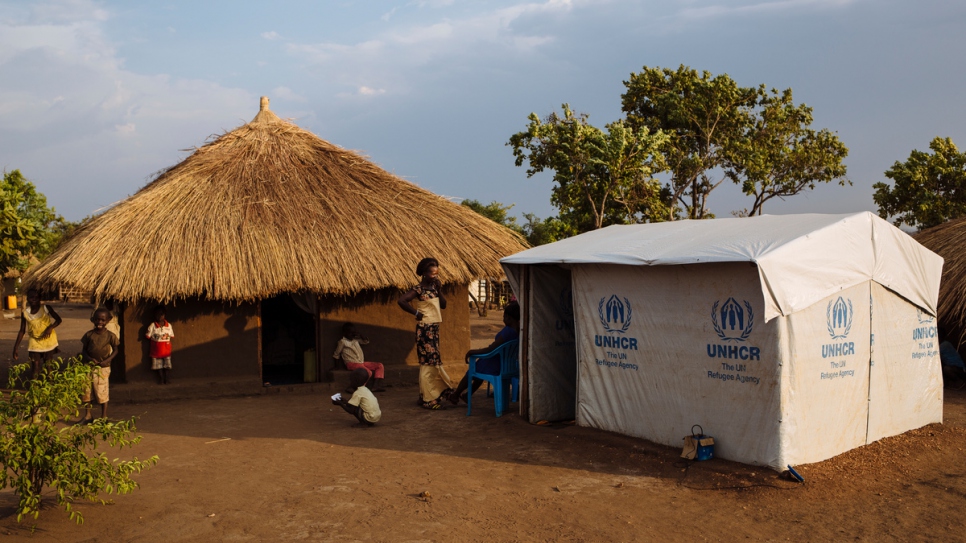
[1,304,965,542]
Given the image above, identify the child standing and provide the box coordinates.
[79,307,120,423]
[92,299,121,340]
[333,368,381,427]
[145,305,174,384]
[12,288,62,379]
[333,323,386,392]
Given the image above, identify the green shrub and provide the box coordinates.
[0,358,158,523]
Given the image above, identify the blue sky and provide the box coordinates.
[1,0,964,222]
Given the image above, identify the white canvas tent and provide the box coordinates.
[501,212,944,470]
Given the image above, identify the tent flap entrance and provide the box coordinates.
[526,265,577,423]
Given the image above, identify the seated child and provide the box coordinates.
[448,301,520,404]
[79,307,120,423]
[333,323,386,392]
[333,368,382,427]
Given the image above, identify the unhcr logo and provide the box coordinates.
[826,297,853,339]
[913,307,938,342]
[595,294,638,351]
[707,298,759,360]
[597,295,632,334]
[711,298,754,342]
[822,296,855,359]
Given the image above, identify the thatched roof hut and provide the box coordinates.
[24,97,527,390]
[915,217,966,351]
[26,97,525,301]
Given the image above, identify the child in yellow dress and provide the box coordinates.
[12,288,62,379]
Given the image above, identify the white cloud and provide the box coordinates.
[115,122,136,135]
[274,0,579,99]
[358,86,386,96]
[261,30,280,40]
[671,0,858,21]
[412,0,456,7]
[0,0,255,218]
[271,86,306,102]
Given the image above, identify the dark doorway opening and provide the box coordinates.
[261,294,316,385]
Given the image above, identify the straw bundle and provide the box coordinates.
[26,98,527,302]
[915,217,966,345]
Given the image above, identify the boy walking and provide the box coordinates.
[79,307,120,423]
[146,305,174,384]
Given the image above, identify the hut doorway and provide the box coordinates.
[261,293,317,385]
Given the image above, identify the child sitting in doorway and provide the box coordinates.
[333,322,386,392]
[332,368,382,427]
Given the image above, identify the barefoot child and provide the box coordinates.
[12,288,62,379]
[333,322,386,392]
[333,368,381,426]
[146,305,174,384]
[79,307,120,423]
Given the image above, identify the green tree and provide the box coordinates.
[622,65,760,220]
[45,214,94,254]
[0,358,158,523]
[508,104,671,234]
[520,213,568,246]
[0,170,62,275]
[873,137,966,229]
[727,88,849,216]
[460,200,566,246]
[460,199,524,234]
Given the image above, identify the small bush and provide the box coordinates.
[0,358,158,523]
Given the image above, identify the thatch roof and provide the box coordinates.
[915,217,966,345]
[25,97,527,302]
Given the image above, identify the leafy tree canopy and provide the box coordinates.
[622,65,757,219]
[460,199,565,246]
[520,213,568,246]
[622,65,848,218]
[0,170,63,275]
[727,88,850,216]
[460,199,522,233]
[873,137,966,230]
[508,104,672,234]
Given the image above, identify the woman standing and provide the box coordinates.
[398,257,453,409]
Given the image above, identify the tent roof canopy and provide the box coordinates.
[25,97,527,303]
[502,212,943,321]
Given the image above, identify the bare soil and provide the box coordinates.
[0,304,965,542]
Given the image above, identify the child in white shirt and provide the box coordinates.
[333,368,381,427]
[333,322,386,392]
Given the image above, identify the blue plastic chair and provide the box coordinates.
[466,339,519,417]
